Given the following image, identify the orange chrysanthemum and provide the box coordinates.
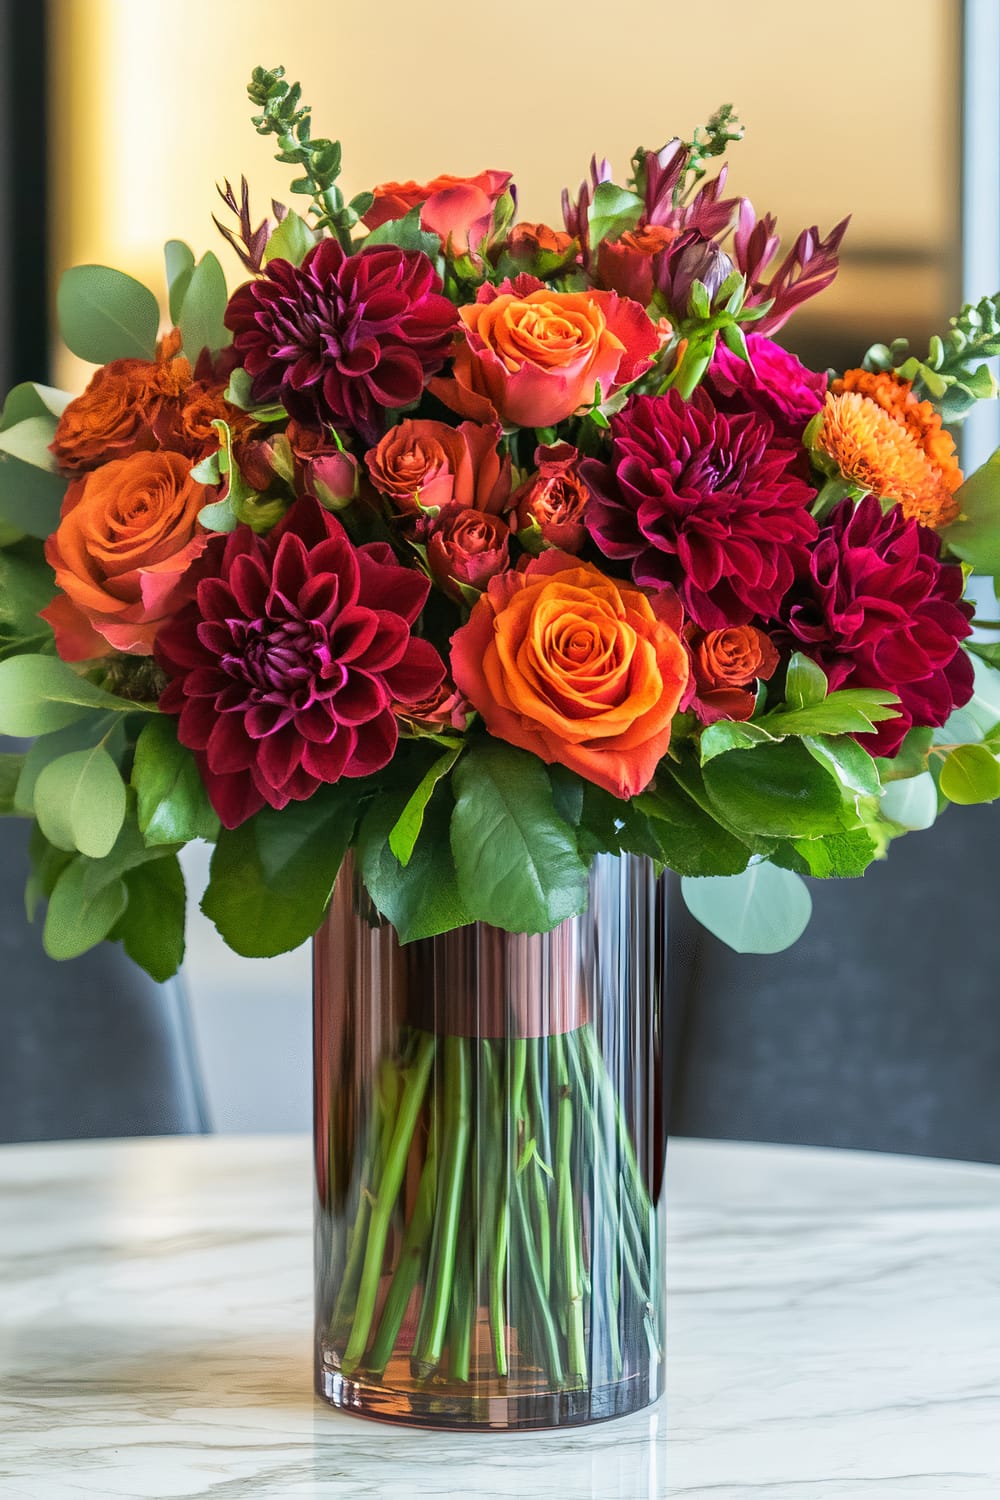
[817,388,960,529]
[833,368,963,503]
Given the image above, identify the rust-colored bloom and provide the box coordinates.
[425,503,510,599]
[504,222,578,275]
[51,346,192,472]
[596,223,679,305]
[365,418,510,514]
[364,170,513,257]
[832,368,963,498]
[816,389,960,529]
[450,552,689,799]
[394,678,470,734]
[42,451,209,659]
[512,442,589,553]
[687,625,779,724]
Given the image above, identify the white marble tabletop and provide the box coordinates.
[0,1135,998,1500]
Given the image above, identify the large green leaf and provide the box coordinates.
[358,792,470,944]
[802,735,882,800]
[364,207,441,258]
[635,776,753,878]
[201,784,356,957]
[164,240,196,324]
[132,717,220,845]
[111,854,186,981]
[941,447,1000,575]
[0,416,60,471]
[586,182,644,246]
[681,861,813,954]
[702,738,846,839]
[57,265,160,363]
[14,714,124,815]
[34,744,127,857]
[758,686,902,738]
[0,549,55,659]
[0,654,154,736]
[178,252,229,358]
[264,211,315,267]
[0,382,72,431]
[938,744,1000,805]
[450,741,589,932]
[769,828,878,879]
[880,771,938,830]
[0,455,66,539]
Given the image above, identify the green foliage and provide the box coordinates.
[177,251,229,358]
[14,713,125,815]
[681,860,812,954]
[111,854,186,982]
[0,752,25,814]
[701,738,847,840]
[164,240,196,323]
[201,784,356,957]
[0,654,155,737]
[636,774,753,877]
[769,828,877,879]
[0,547,55,660]
[57,265,160,363]
[263,210,316,266]
[802,734,881,800]
[586,183,643,248]
[34,744,127,858]
[880,771,938,831]
[358,792,470,944]
[784,652,828,710]
[938,743,1000,805]
[0,392,68,540]
[388,744,462,866]
[941,448,1000,577]
[364,207,441,259]
[43,857,129,961]
[863,293,1000,423]
[450,741,589,932]
[194,419,283,534]
[132,717,220,845]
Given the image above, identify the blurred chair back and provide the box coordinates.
[668,804,1000,1164]
[0,819,209,1142]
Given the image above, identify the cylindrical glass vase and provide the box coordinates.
[313,854,669,1431]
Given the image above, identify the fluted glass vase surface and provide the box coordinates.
[313,854,669,1430]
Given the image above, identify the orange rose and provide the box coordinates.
[431,278,659,430]
[504,222,578,275]
[42,451,209,660]
[364,170,513,256]
[50,349,192,472]
[450,552,689,798]
[687,625,780,724]
[152,379,257,461]
[365,418,511,514]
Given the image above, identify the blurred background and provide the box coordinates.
[1,0,998,1156]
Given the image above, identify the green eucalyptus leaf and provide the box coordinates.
[164,240,196,324]
[0,751,26,814]
[0,416,59,471]
[0,455,67,539]
[201,783,356,957]
[0,549,55,659]
[880,770,938,830]
[15,714,124,814]
[938,743,1000,805]
[0,382,72,430]
[57,265,160,363]
[43,857,129,960]
[132,716,220,845]
[34,744,127,857]
[681,861,813,954]
[941,448,1000,575]
[451,741,588,932]
[263,211,315,266]
[178,252,229,358]
[0,654,154,736]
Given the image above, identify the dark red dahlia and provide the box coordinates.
[581,388,817,630]
[703,332,827,443]
[781,495,974,756]
[223,240,458,446]
[155,498,444,828]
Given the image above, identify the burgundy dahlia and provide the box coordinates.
[155,498,444,828]
[782,495,974,756]
[223,240,458,446]
[704,332,827,443]
[581,388,818,630]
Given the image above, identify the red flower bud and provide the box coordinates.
[425,502,510,600]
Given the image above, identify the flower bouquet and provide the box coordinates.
[3,68,1000,1429]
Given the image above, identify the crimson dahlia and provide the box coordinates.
[782,495,974,756]
[581,388,817,630]
[155,499,444,828]
[224,240,458,446]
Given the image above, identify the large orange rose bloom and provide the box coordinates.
[450,552,688,798]
[42,451,209,660]
[432,279,659,430]
[50,350,191,472]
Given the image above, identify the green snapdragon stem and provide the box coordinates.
[341,1033,436,1374]
[411,1035,472,1378]
[366,1094,440,1376]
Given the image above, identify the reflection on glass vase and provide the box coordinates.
[313,854,669,1431]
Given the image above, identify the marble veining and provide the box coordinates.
[0,1136,998,1499]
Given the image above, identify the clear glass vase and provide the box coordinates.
[313,854,669,1431]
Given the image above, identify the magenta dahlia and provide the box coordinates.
[782,495,974,756]
[223,240,458,445]
[155,499,444,828]
[703,332,827,443]
[581,388,818,630]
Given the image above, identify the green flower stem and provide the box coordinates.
[512,1164,565,1386]
[410,1035,472,1378]
[341,1032,436,1374]
[329,1060,399,1340]
[488,1041,510,1377]
[526,1043,553,1297]
[448,1210,475,1383]
[551,1033,587,1387]
[366,1099,440,1376]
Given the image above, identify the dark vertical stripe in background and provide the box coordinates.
[0,0,49,391]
